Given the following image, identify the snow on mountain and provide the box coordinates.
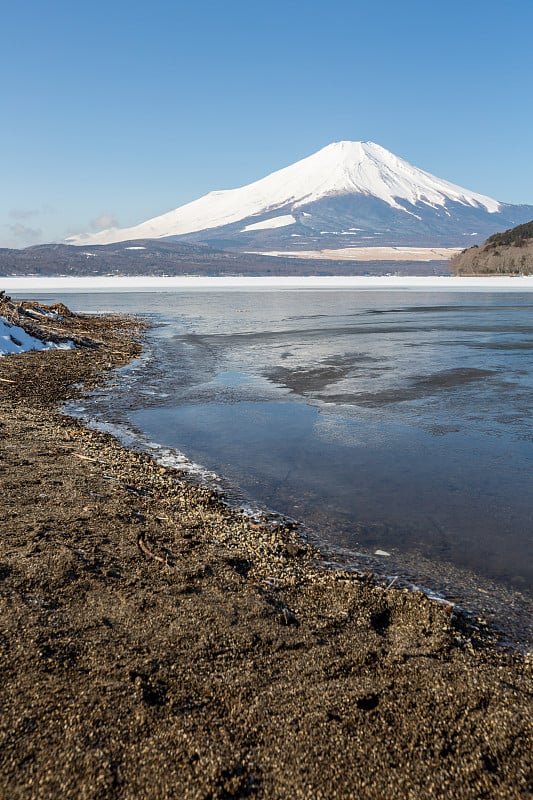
[66,141,523,248]
[242,214,296,232]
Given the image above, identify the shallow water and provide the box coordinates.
[26,289,533,642]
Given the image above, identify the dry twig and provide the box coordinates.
[137,533,167,564]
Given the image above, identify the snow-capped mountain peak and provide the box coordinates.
[66,142,510,247]
[302,140,501,212]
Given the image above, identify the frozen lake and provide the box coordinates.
[21,287,533,644]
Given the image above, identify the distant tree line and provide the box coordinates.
[449,218,533,275]
[486,219,533,249]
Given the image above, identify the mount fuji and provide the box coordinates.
[67,142,533,251]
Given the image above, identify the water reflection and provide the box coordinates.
[27,289,533,643]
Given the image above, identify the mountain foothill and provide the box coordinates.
[450,220,533,275]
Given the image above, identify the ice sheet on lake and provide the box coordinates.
[3,275,533,293]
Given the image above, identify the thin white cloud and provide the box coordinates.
[2,223,43,247]
[91,212,119,231]
[9,208,39,220]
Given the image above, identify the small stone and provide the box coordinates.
[284,542,306,558]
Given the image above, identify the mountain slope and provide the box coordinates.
[67,142,533,249]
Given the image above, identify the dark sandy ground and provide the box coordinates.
[0,295,531,799]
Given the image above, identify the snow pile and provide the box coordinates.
[0,316,73,357]
[66,141,502,246]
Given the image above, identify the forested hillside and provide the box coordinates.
[450,220,533,275]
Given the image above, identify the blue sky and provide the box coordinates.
[2,0,532,247]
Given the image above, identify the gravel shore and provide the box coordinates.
[0,296,531,799]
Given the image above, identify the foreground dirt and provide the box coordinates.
[0,297,532,799]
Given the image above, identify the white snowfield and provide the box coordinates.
[3,276,533,294]
[248,246,463,262]
[242,214,296,232]
[0,316,73,356]
[66,141,502,246]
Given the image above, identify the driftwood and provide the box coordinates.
[137,533,167,564]
[72,453,99,463]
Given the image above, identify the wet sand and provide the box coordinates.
[0,296,531,799]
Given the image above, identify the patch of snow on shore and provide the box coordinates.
[0,316,73,357]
